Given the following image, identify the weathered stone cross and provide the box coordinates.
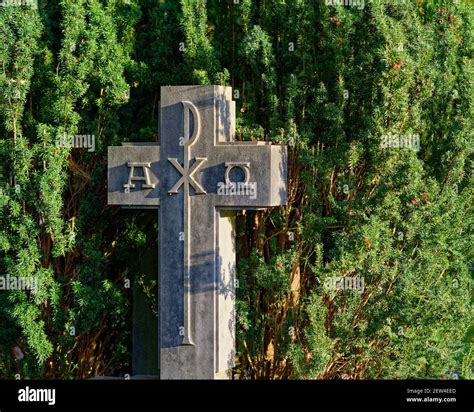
[108,86,287,379]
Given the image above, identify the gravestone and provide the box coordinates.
[108,85,288,379]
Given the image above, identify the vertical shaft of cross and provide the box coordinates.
[159,87,228,379]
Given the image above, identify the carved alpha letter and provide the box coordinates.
[124,162,156,189]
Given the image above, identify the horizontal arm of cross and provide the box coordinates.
[108,143,160,208]
[210,143,288,208]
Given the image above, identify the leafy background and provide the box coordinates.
[0,0,472,379]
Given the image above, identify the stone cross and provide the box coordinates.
[108,86,287,379]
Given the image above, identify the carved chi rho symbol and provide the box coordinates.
[108,86,288,379]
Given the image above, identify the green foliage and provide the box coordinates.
[0,0,472,380]
[0,0,137,378]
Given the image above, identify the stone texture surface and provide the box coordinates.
[108,85,288,379]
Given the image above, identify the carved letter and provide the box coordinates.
[224,162,251,185]
[124,162,156,189]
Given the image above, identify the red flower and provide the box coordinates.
[393,60,404,69]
